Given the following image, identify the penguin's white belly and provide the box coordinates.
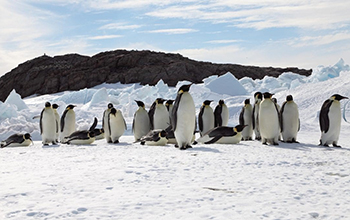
[321,103,341,144]
[110,114,125,142]
[61,112,76,138]
[253,103,261,137]
[259,101,279,139]
[145,137,168,146]
[216,134,242,144]
[242,107,253,139]
[95,133,105,140]
[174,94,196,147]
[42,109,56,143]
[154,107,170,130]
[221,106,229,126]
[134,110,151,140]
[69,137,95,145]
[54,112,60,140]
[282,103,299,141]
[3,139,32,147]
[201,108,214,135]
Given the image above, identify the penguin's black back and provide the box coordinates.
[319,99,333,133]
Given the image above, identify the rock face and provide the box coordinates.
[0,50,312,101]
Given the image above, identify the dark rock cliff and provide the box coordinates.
[0,50,312,101]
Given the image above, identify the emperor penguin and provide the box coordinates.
[258,92,280,145]
[319,94,348,147]
[165,99,174,121]
[103,103,114,143]
[140,129,168,146]
[1,133,33,148]
[198,100,215,136]
[52,104,60,143]
[148,98,170,130]
[93,128,105,140]
[197,125,247,144]
[239,99,253,141]
[60,104,76,143]
[171,84,196,150]
[40,102,57,145]
[214,100,229,127]
[132,100,151,141]
[252,92,263,140]
[280,95,300,143]
[108,107,127,143]
[63,118,98,145]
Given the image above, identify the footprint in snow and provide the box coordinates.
[71,207,88,214]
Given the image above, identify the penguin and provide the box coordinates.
[1,133,33,148]
[60,104,76,143]
[252,92,263,140]
[272,97,282,141]
[214,99,229,127]
[196,125,247,144]
[148,98,170,130]
[63,117,98,145]
[132,100,151,142]
[171,84,196,150]
[165,125,177,144]
[52,104,60,143]
[93,128,104,140]
[140,129,168,146]
[319,94,348,147]
[40,102,57,145]
[165,99,174,122]
[108,107,127,143]
[280,95,300,143]
[258,92,280,145]
[102,103,114,143]
[239,99,253,141]
[198,100,215,136]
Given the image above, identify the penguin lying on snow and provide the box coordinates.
[93,128,104,140]
[1,133,33,148]
[140,129,168,146]
[63,117,98,145]
[196,125,247,144]
[319,94,348,147]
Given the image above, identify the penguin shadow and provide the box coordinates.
[266,141,350,152]
[109,141,132,146]
[187,146,221,153]
[42,144,60,148]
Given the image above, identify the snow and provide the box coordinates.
[1,59,350,219]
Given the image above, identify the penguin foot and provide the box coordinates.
[333,144,341,148]
[174,144,179,148]
[255,137,261,141]
[113,140,119,144]
[186,145,192,149]
[192,141,198,145]
[179,147,187,150]
[273,142,279,146]
[262,142,268,145]
[140,141,145,145]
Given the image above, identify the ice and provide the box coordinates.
[206,72,248,96]
[4,89,28,111]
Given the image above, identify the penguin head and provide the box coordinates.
[331,94,348,101]
[244,99,250,105]
[24,133,32,140]
[159,130,167,138]
[234,125,247,133]
[165,100,174,106]
[203,100,213,106]
[45,102,51,108]
[110,107,117,115]
[135,100,145,108]
[286,95,293,102]
[254,92,263,100]
[263,92,274,99]
[271,98,277,104]
[219,99,225,106]
[52,104,59,109]
[178,84,192,94]
[66,104,76,110]
[107,103,114,109]
[89,131,96,138]
[155,98,166,104]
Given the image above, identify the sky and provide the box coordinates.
[1,0,350,76]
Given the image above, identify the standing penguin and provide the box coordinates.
[280,95,300,143]
[197,125,247,144]
[198,100,215,136]
[259,92,280,145]
[60,104,76,142]
[52,104,60,143]
[165,99,174,121]
[319,94,348,147]
[1,133,33,148]
[103,103,114,143]
[148,98,169,130]
[132,100,151,142]
[239,99,253,141]
[252,92,263,140]
[108,107,127,144]
[214,100,229,127]
[40,102,57,145]
[171,84,196,150]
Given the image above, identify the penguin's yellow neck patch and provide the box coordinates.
[178,90,184,94]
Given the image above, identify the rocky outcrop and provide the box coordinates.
[0,50,312,101]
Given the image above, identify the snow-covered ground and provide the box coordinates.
[1,59,350,219]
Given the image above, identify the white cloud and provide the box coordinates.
[206,40,241,44]
[289,32,350,47]
[145,28,198,34]
[88,35,123,40]
[99,23,142,30]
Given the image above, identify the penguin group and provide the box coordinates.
[0,86,348,149]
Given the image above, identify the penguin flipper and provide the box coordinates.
[198,106,204,132]
[214,106,222,127]
[280,101,287,133]
[60,109,68,132]
[320,100,332,133]
[148,102,156,130]
[204,135,223,144]
[239,107,244,125]
[171,94,181,131]
[39,109,44,134]
[89,117,98,132]
[252,105,256,129]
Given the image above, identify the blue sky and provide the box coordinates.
[1,0,350,76]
